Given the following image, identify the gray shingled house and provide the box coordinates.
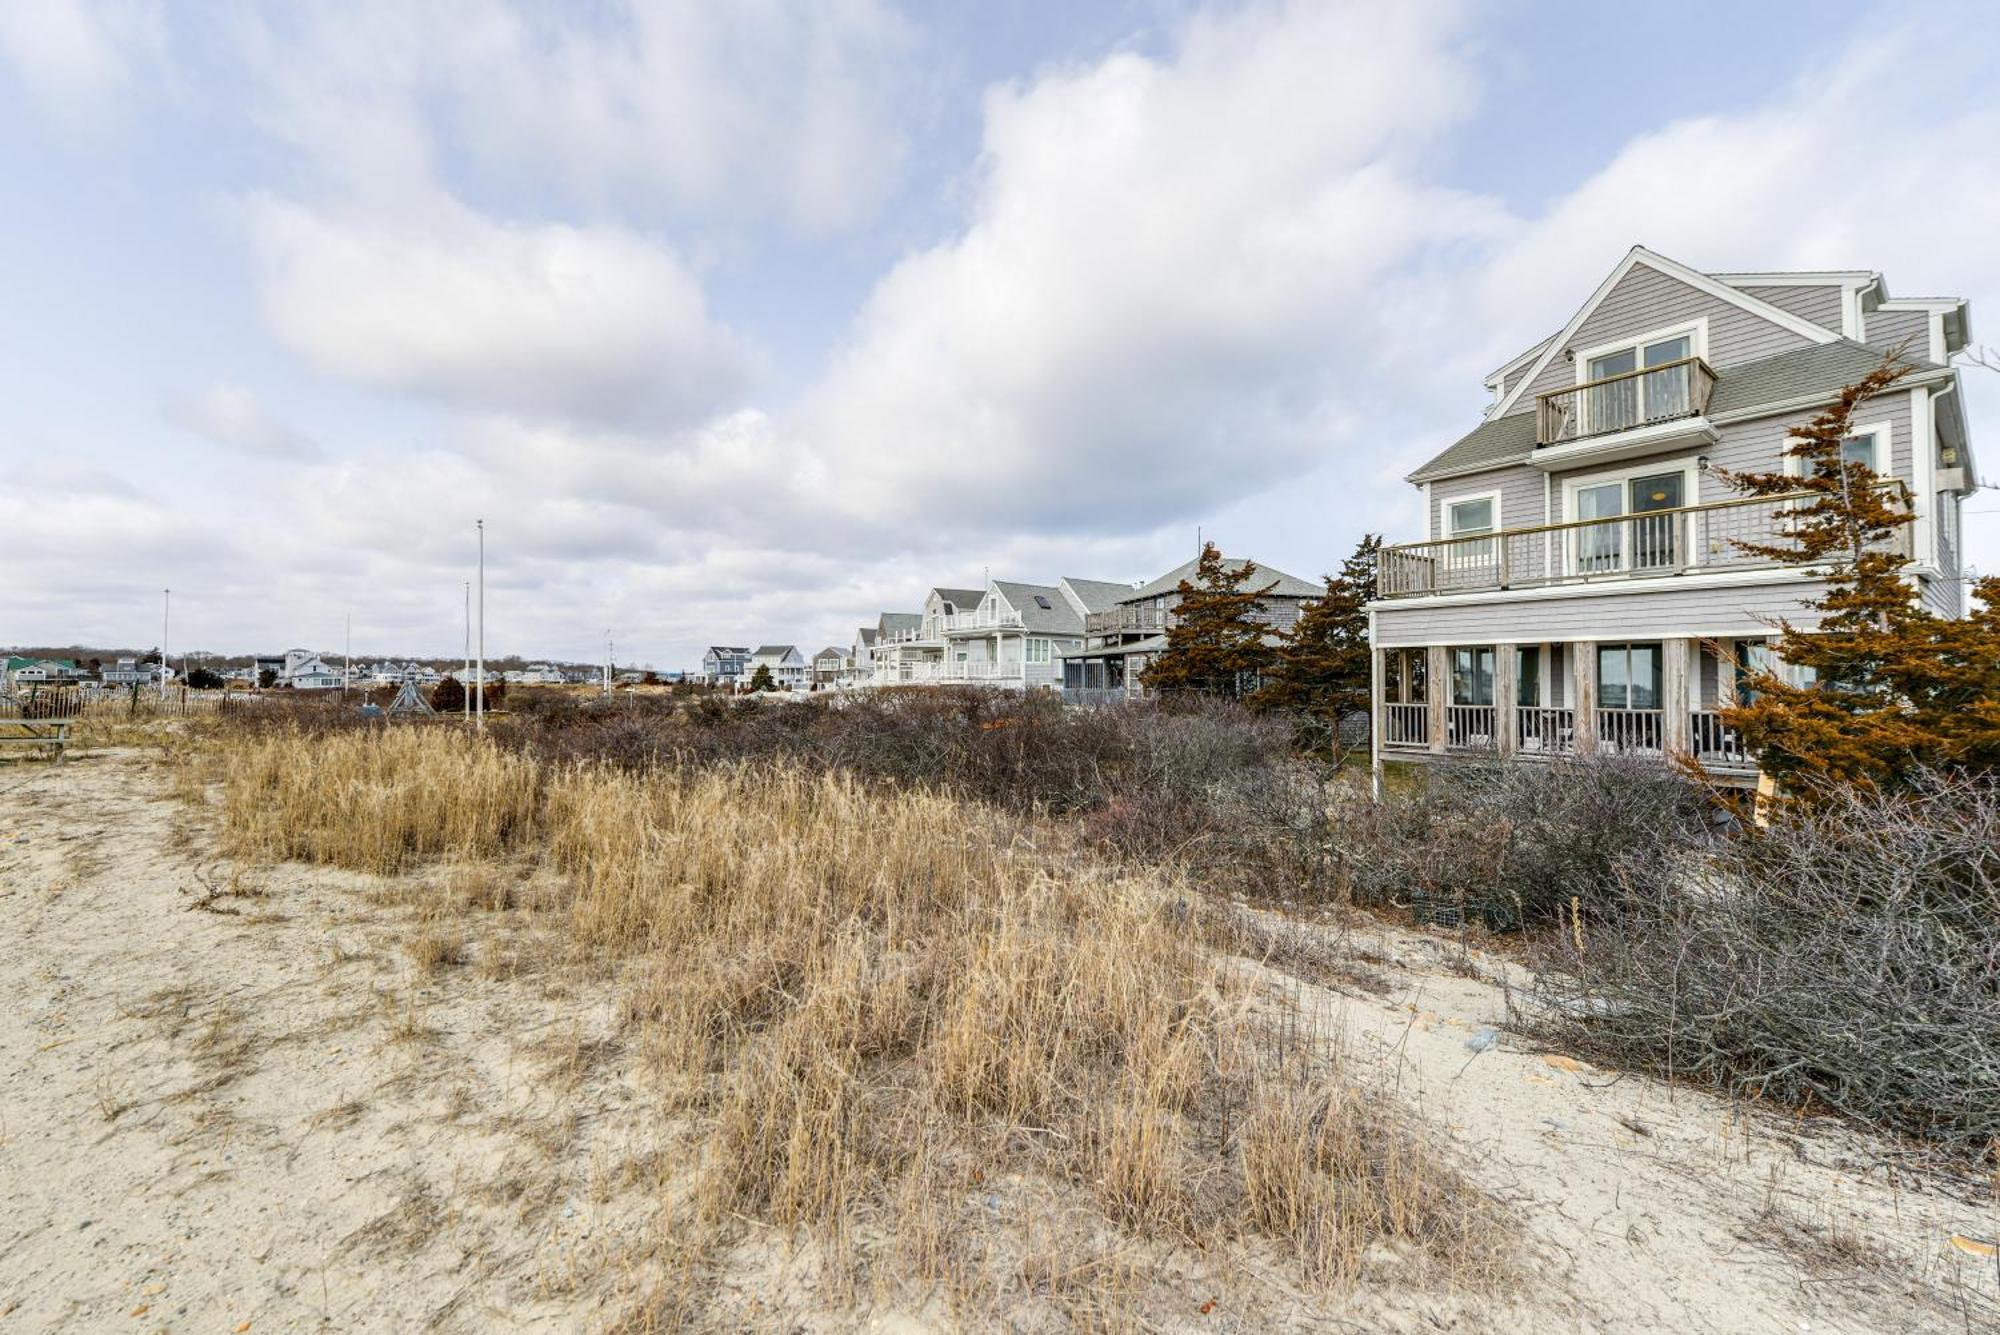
[1370,245,1976,784]
[1061,555,1320,697]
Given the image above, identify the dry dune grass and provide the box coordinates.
[212,724,1506,1323]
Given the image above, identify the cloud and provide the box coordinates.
[0,0,164,131]
[163,383,321,461]
[242,196,759,427]
[232,0,914,232]
[798,0,1505,534]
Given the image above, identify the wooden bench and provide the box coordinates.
[0,719,70,763]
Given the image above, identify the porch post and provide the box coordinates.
[1369,634,1384,801]
[1572,641,1597,755]
[1716,643,1738,708]
[1495,642,1518,756]
[1427,644,1449,754]
[1662,637,1691,758]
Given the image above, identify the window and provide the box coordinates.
[1566,465,1690,574]
[1026,638,1051,664]
[1450,646,1495,706]
[1584,331,1696,431]
[1444,491,1501,564]
[1785,423,1886,478]
[1516,646,1541,707]
[1033,594,1053,610]
[1597,643,1663,711]
[1384,647,1427,703]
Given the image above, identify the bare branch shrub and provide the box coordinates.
[1526,773,2000,1154]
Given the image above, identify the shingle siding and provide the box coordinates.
[1865,308,1930,359]
[1516,265,1817,408]
[1744,284,1844,331]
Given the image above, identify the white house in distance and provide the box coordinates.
[748,644,808,689]
[287,656,345,690]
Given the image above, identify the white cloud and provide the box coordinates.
[163,383,321,460]
[0,0,163,131]
[799,0,1505,534]
[243,196,758,427]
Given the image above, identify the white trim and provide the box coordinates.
[1443,489,1503,538]
[1572,317,1709,379]
[1483,334,1557,388]
[1525,416,1719,472]
[1421,480,1433,540]
[1366,564,1825,616]
[1712,271,1874,286]
[1488,246,1841,422]
[1910,385,1934,567]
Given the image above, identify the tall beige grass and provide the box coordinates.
[216,724,1504,1317]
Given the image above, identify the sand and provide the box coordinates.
[0,749,1994,1331]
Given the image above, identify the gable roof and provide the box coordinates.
[928,586,985,609]
[1059,577,1135,614]
[752,644,799,659]
[877,612,921,636]
[704,645,750,657]
[1411,338,1947,482]
[1126,555,1319,602]
[813,646,845,661]
[992,580,1085,634]
[856,627,879,646]
[1487,246,1842,422]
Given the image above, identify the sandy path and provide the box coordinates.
[2,749,1995,1332]
[1308,921,2000,1333]
[0,753,660,1332]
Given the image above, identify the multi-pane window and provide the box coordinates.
[1597,643,1663,711]
[1025,638,1051,664]
[1585,332,1694,431]
[1450,646,1495,706]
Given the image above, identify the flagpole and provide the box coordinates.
[475,519,485,729]
[463,581,471,722]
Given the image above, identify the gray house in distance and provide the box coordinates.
[1062,554,1320,696]
[1369,246,1975,784]
[700,646,750,686]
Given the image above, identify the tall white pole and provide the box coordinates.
[161,588,170,699]
[344,612,352,700]
[475,519,485,728]
[604,629,613,695]
[463,581,471,721]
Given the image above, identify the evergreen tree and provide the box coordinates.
[1254,534,1380,746]
[1144,544,1281,698]
[747,663,776,692]
[429,675,466,712]
[1720,356,2000,789]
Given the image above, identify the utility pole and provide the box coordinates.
[603,629,613,695]
[463,581,471,722]
[475,518,486,728]
[161,588,170,699]
[344,612,352,700]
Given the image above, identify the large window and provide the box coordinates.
[1585,332,1695,432]
[1450,646,1495,706]
[1786,423,1886,478]
[1569,467,1689,574]
[1025,638,1051,664]
[1516,646,1541,707]
[1597,643,1663,711]
[1444,492,1500,564]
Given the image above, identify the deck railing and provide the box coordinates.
[1383,702,1430,750]
[1444,704,1498,752]
[1536,356,1717,446]
[1084,606,1173,635]
[1515,707,1575,755]
[1689,711,1754,768]
[1379,486,1909,598]
[1595,708,1665,754]
[942,609,1024,632]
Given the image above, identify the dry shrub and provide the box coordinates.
[1528,773,2000,1155]
[212,724,1505,1314]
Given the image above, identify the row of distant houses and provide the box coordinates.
[5,655,178,691]
[2,649,613,696]
[700,552,1320,697]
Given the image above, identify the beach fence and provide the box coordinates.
[0,685,245,721]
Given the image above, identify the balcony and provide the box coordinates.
[1378,487,1909,599]
[1382,705,1757,775]
[1084,606,1174,635]
[941,609,1024,632]
[1536,356,1717,447]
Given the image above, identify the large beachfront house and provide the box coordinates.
[1369,246,1975,784]
[748,644,808,690]
[700,646,751,687]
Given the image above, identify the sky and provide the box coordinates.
[2,0,1997,669]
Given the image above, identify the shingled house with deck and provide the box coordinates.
[1368,246,1975,785]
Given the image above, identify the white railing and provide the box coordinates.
[1379,486,1911,598]
[939,660,1060,685]
[1383,702,1429,750]
[1595,709,1665,754]
[1444,704,1498,752]
[941,609,1024,632]
[1689,711,1753,768]
[1515,707,1575,756]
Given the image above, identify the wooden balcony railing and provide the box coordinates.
[1378,486,1910,599]
[1084,606,1174,635]
[1536,356,1717,446]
